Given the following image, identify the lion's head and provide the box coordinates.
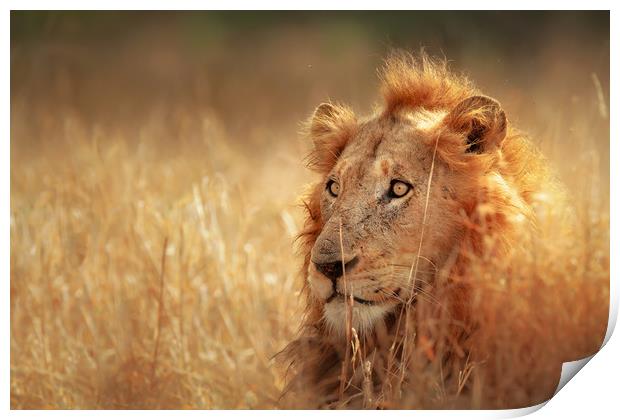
[300,54,538,337]
[281,52,553,407]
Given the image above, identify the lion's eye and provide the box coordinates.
[326,180,340,197]
[389,180,412,198]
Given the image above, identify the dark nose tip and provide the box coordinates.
[314,256,359,282]
[315,261,343,282]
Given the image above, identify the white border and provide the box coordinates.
[4,3,616,419]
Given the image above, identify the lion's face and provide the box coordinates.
[305,97,507,336]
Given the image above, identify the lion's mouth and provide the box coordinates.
[326,291,377,306]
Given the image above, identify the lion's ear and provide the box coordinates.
[444,95,507,153]
[306,102,357,172]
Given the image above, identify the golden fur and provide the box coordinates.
[278,52,559,409]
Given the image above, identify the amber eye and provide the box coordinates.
[389,180,412,198]
[326,179,340,197]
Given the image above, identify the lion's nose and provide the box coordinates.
[314,256,359,282]
[315,261,342,282]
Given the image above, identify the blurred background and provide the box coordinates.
[10,11,609,409]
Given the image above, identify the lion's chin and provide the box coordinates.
[323,298,396,337]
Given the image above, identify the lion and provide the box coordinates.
[278,52,565,409]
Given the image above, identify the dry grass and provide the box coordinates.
[10,13,609,409]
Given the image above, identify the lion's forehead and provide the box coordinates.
[335,118,431,181]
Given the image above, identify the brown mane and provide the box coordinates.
[381,51,477,114]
